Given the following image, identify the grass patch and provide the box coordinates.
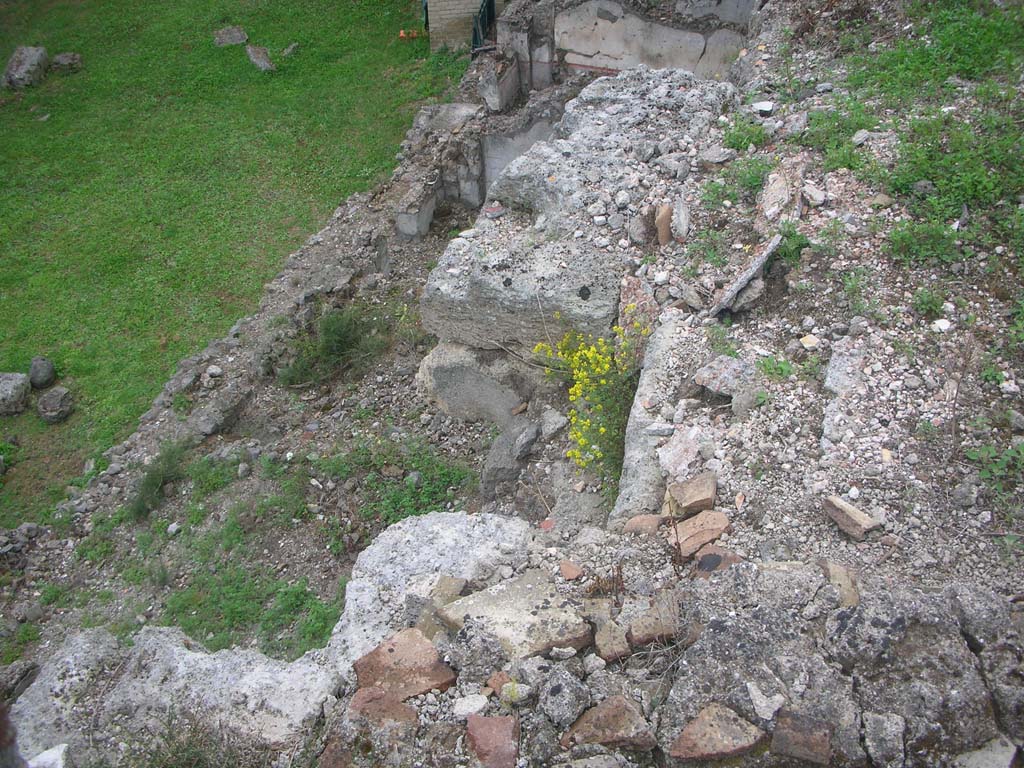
[317,439,474,526]
[687,230,729,268]
[889,220,960,265]
[0,0,467,523]
[702,157,775,206]
[279,304,392,386]
[1,623,40,664]
[186,455,237,499]
[163,513,343,658]
[846,1,1024,102]
[888,111,1024,222]
[798,101,877,171]
[723,118,769,151]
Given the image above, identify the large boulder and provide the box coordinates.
[422,69,737,355]
[3,47,48,89]
[420,224,623,354]
[826,588,1000,757]
[11,630,121,760]
[415,342,546,426]
[657,563,867,767]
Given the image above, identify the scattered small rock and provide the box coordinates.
[49,53,82,73]
[822,495,881,541]
[0,373,31,415]
[36,386,74,424]
[245,45,275,72]
[3,46,49,89]
[29,357,56,389]
[214,26,248,46]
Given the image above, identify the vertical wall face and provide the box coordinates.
[554,0,750,79]
[430,0,482,51]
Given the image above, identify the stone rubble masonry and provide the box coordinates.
[669,702,766,760]
[352,630,456,701]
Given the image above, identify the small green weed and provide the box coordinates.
[801,355,824,380]
[842,268,870,314]
[980,362,1005,385]
[723,118,769,151]
[889,220,960,264]
[757,356,795,380]
[707,324,738,358]
[912,287,945,317]
[776,222,811,266]
[966,442,1024,503]
[687,230,729,268]
[916,419,940,440]
[279,304,391,386]
[127,441,189,520]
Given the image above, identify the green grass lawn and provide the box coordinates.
[0,0,465,526]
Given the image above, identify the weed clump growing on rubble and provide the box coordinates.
[279,304,391,386]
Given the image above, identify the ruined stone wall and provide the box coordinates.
[430,0,480,50]
[429,0,510,51]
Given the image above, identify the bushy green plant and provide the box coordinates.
[912,287,945,317]
[966,442,1024,501]
[776,222,811,266]
[127,441,188,519]
[757,356,795,380]
[279,304,391,386]
[724,118,769,151]
[889,220,960,264]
